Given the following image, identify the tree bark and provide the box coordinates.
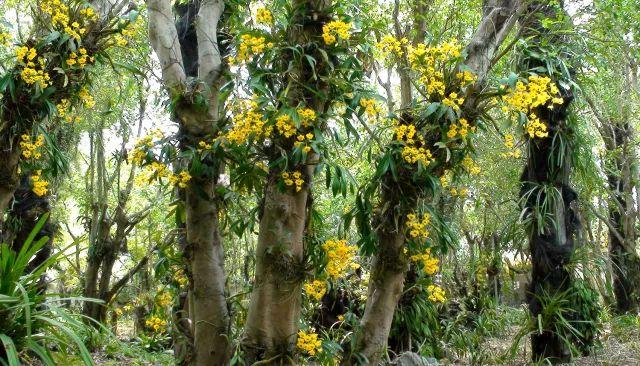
[243,170,312,362]
[518,2,577,363]
[352,227,407,365]
[0,142,20,226]
[184,174,230,365]
[602,122,640,313]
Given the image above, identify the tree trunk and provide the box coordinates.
[243,168,312,362]
[184,174,230,365]
[0,139,21,227]
[242,0,331,362]
[146,0,231,362]
[486,234,501,303]
[601,121,640,313]
[352,229,407,365]
[345,1,521,363]
[519,2,577,363]
[83,255,102,320]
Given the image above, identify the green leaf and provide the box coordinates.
[0,334,20,366]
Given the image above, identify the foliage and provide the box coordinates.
[0,215,95,365]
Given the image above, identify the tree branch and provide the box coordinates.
[146,0,187,94]
[196,0,225,87]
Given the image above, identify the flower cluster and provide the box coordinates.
[439,169,452,188]
[31,170,49,197]
[225,100,272,144]
[298,108,317,127]
[156,291,173,308]
[130,130,163,165]
[446,118,474,139]
[0,28,11,46]
[304,279,327,301]
[20,134,45,160]
[442,92,465,111]
[282,171,304,192]
[322,239,359,280]
[407,39,468,97]
[113,19,140,47]
[275,115,296,138]
[297,330,322,356]
[78,86,95,108]
[322,20,351,45]
[410,248,439,275]
[376,35,407,62]
[427,284,446,303]
[293,132,314,153]
[462,154,481,175]
[406,212,431,241]
[255,7,273,25]
[501,134,522,158]
[16,46,51,88]
[395,124,435,166]
[168,171,192,188]
[449,187,468,197]
[41,0,94,41]
[145,316,168,333]
[501,75,563,139]
[231,34,272,64]
[525,113,549,138]
[65,47,92,68]
[173,268,189,287]
[360,98,383,118]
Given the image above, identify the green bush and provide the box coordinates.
[0,215,95,366]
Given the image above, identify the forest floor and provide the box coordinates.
[52,311,640,365]
[475,313,640,366]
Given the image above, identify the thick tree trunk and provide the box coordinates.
[352,229,407,365]
[602,122,640,313]
[95,250,117,323]
[346,1,521,363]
[147,0,230,362]
[83,256,102,320]
[243,169,312,362]
[242,0,330,362]
[0,140,21,226]
[184,174,230,366]
[519,2,577,363]
[609,217,640,313]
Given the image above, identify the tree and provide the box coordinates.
[515,1,579,362]
[345,1,522,363]
[145,0,231,363]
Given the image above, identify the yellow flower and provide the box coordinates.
[297,330,322,356]
[359,98,383,118]
[406,212,431,242]
[427,284,446,303]
[169,170,192,188]
[31,171,49,196]
[322,239,358,280]
[322,20,351,45]
[297,108,317,127]
[234,34,269,63]
[282,170,304,192]
[410,248,440,275]
[376,35,407,62]
[255,7,273,24]
[224,99,272,144]
[145,316,168,333]
[501,75,563,139]
[304,280,327,301]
